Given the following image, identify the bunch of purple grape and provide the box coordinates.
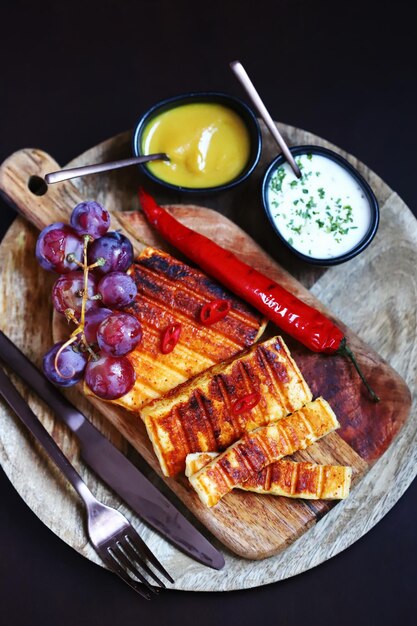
[36,201,142,400]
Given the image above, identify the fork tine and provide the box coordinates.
[125,530,175,584]
[121,539,167,588]
[109,546,159,594]
[101,550,153,600]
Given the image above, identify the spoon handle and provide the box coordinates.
[230,60,301,178]
[44,153,168,184]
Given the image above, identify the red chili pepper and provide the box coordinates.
[200,299,231,325]
[138,188,379,402]
[232,392,261,415]
[160,323,182,354]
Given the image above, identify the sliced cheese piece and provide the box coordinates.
[141,335,313,476]
[185,452,219,476]
[185,452,351,500]
[188,397,339,507]
[85,246,266,411]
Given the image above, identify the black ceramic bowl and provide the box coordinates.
[132,92,262,193]
[261,145,380,266]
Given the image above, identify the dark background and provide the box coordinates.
[1,1,416,624]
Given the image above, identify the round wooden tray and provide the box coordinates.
[0,123,416,591]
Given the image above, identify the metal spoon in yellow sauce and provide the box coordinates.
[141,103,251,188]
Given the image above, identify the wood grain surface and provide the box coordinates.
[0,123,416,590]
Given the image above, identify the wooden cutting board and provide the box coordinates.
[0,123,416,589]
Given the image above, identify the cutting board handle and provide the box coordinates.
[0,148,86,231]
[0,148,145,257]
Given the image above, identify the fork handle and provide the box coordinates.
[0,366,95,506]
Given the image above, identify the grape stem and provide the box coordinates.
[53,334,79,378]
[64,308,79,325]
[55,242,105,375]
[79,236,90,330]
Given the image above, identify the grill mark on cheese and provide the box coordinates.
[130,352,195,382]
[214,374,240,442]
[256,347,288,417]
[242,433,271,472]
[235,360,265,432]
[133,248,263,336]
[185,451,351,500]
[295,410,316,447]
[258,339,310,417]
[193,389,220,452]
[137,249,261,322]
[138,261,261,332]
[133,271,257,349]
[141,336,313,476]
[131,290,246,357]
[172,405,191,467]
[100,246,268,412]
[131,337,213,377]
[188,398,340,506]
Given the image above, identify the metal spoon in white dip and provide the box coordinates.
[230,60,301,179]
[262,146,379,265]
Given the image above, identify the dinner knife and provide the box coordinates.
[0,330,224,570]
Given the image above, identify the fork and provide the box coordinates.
[0,365,173,599]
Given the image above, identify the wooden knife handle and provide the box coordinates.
[0,148,145,255]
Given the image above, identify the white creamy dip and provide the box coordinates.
[266,153,372,259]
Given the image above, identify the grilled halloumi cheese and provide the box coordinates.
[85,246,266,411]
[141,335,313,476]
[188,397,340,507]
[185,452,351,500]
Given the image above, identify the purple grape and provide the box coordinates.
[70,201,111,238]
[97,271,137,309]
[97,312,142,356]
[43,341,87,387]
[36,223,84,273]
[52,271,99,316]
[87,231,134,276]
[84,354,136,399]
[84,307,113,344]
[96,312,142,356]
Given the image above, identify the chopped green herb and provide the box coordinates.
[268,157,363,252]
[270,167,287,193]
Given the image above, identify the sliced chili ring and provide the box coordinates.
[232,392,261,415]
[160,323,182,354]
[199,299,231,325]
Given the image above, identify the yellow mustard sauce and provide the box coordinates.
[141,102,251,188]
